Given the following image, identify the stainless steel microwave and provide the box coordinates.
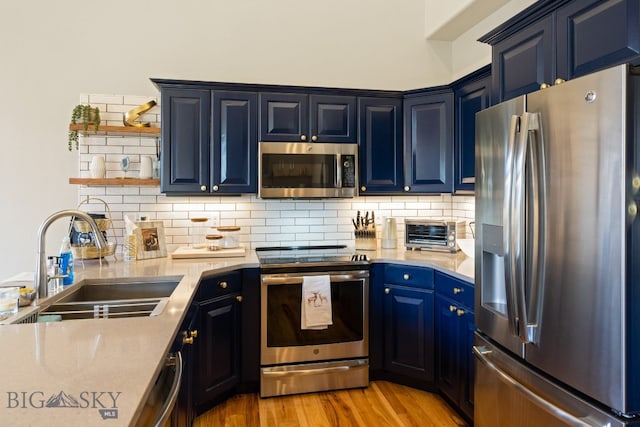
[405,218,466,253]
[258,142,357,199]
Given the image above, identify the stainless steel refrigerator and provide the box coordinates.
[474,64,640,426]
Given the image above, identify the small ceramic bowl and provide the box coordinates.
[18,287,36,307]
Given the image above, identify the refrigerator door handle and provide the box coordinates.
[511,112,529,343]
[525,112,546,344]
[473,345,592,427]
[504,115,521,338]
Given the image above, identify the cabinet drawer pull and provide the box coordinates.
[457,309,465,317]
[453,287,463,294]
[384,288,390,295]
[236,295,243,302]
[219,281,228,289]
[449,305,457,312]
[403,273,410,280]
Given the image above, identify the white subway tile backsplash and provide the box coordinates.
[89,94,124,104]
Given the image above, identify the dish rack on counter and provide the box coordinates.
[69,197,117,260]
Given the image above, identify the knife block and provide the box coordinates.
[354,231,377,251]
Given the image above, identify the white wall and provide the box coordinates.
[450,0,537,80]
[0,0,526,277]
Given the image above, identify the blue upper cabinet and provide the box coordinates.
[482,0,640,104]
[453,67,491,193]
[211,91,258,194]
[358,97,403,194]
[309,95,356,143]
[259,93,308,142]
[403,90,454,194]
[160,88,211,194]
[154,80,258,195]
[491,14,554,103]
[556,0,640,80]
[259,92,356,143]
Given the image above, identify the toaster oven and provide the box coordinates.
[405,219,466,253]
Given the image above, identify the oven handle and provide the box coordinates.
[262,365,352,377]
[261,273,368,285]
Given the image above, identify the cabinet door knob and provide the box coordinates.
[200,185,207,192]
[457,309,465,317]
[554,78,566,85]
[360,185,366,192]
[540,82,550,90]
[219,281,228,289]
[403,273,410,280]
[384,288,390,295]
[300,134,307,141]
[212,185,219,192]
[403,185,410,192]
[181,330,197,344]
[449,305,457,312]
[236,295,243,302]
[311,135,318,142]
[453,287,463,294]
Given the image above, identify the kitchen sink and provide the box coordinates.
[39,298,169,320]
[27,276,182,322]
[54,277,181,303]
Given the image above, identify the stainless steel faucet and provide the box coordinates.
[35,210,107,299]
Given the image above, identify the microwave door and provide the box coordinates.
[475,96,526,357]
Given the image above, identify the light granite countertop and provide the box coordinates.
[0,247,473,426]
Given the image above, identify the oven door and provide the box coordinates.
[260,270,369,366]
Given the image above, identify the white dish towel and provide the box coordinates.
[301,275,333,330]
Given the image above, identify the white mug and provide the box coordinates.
[139,156,153,179]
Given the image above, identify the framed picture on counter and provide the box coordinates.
[134,220,167,259]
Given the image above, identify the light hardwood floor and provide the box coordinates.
[194,381,469,427]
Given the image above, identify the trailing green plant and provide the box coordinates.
[68,104,100,150]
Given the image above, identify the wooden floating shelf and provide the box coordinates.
[69,124,160,136]
[69,178,160,186]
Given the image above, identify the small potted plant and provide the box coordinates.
[68,104,100,150]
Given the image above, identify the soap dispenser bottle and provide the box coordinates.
[59,236,74,286]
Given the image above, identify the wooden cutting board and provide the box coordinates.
[171,246,246,259]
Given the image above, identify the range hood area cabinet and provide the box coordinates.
[154,84,257,194]
[259,93,357,143]
[481,0,640,104]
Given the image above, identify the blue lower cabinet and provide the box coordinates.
[384,284,435,384]
[435,272,475,420]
